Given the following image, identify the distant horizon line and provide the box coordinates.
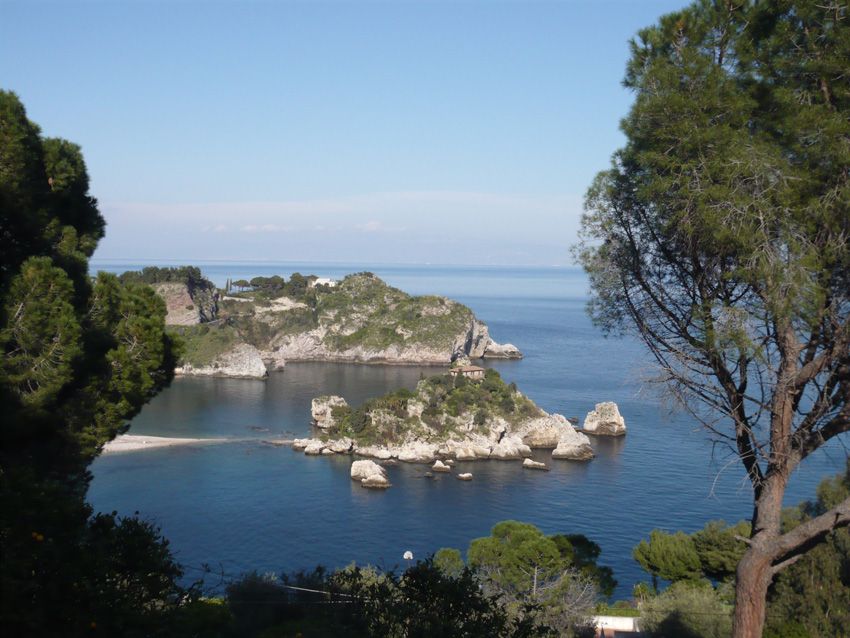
[90,257,581,270]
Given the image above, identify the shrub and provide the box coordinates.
[640,582,732,638]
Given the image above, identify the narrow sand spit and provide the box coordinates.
[102,434,231,454]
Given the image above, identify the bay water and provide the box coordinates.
[88,261,847,599]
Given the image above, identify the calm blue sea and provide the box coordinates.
[88,260,847,599]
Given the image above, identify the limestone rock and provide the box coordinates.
[175,343,267,379]
[583,402,627,436]
[449,318,490,359]
[522,458,549,471]
[354,445,394,460]
[453,446,477,461]
[304,441,325,455]
[351,460,390,489]
[552,426,594,460]
[490,435,532,460]
[361,475,391,488]
[457,473,473,481]
[291,438,314,451]
[519,416,563,448]
[483,341,523,359]
[311,396,348,430]
[396,441,438,463]
[326,438,353,454]
[432,460,451,473]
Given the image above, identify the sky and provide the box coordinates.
[1,0,687,266]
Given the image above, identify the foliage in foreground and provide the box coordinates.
[634,462,850,638]
[222,562,535,638]
[640,582,732,638]
[578,0,850,634]
[208,521,615,637]
[0,90,184,636]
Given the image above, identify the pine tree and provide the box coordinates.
[0,90,181,636]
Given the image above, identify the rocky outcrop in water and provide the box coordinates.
[292,370,594,465]
[523,458,549,470]
[174,342,267,379]
[583,402,627,436]
[350,459,390,488]
[207,272,521,367]
[483,341,523,359]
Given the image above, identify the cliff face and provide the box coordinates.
[152,279,218,326]
[294,370,593,463]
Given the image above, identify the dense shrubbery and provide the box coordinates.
[118,265,206,288]
[633,462,850,638]
[325,370,541,445]
[1,91,184,637]
[640,582,732,638]
[213,520,616,637]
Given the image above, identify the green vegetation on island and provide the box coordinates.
[135,268,508,371]
[221,271,477,354]
[322,369,542,446]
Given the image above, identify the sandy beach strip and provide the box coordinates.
[102,434,232,454]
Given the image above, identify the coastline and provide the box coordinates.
[102,434,232,454]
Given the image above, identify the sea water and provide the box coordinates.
[88,261,847,598]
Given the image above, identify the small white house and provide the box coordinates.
[309,277,338,288]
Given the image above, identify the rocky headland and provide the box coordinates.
[291,369,594,468]
[129,268,522,378]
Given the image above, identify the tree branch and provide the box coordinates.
[772,496,850,566]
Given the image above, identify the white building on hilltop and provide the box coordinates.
[309,277,338,288]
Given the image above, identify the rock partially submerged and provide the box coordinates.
[483,341,523,359]
[174,343,268,379]
[457,473,473,481]
[583,402,627,436]
[549,414,595,460]
[350,460,390,489]
[522,458,549,471]
[432,460,452,473]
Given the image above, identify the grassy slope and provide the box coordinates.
[169,324,239,367]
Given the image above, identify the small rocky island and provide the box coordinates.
[292,368,594,476]
[122,267,522,378]
[582,402,627,436]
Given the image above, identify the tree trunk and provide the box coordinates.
[732,545,773,638]
[732,469,788,638]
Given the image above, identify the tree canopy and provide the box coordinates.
[0,90,182,636]
[578,2,849,635]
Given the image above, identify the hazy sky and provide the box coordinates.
[2,0,685,265]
